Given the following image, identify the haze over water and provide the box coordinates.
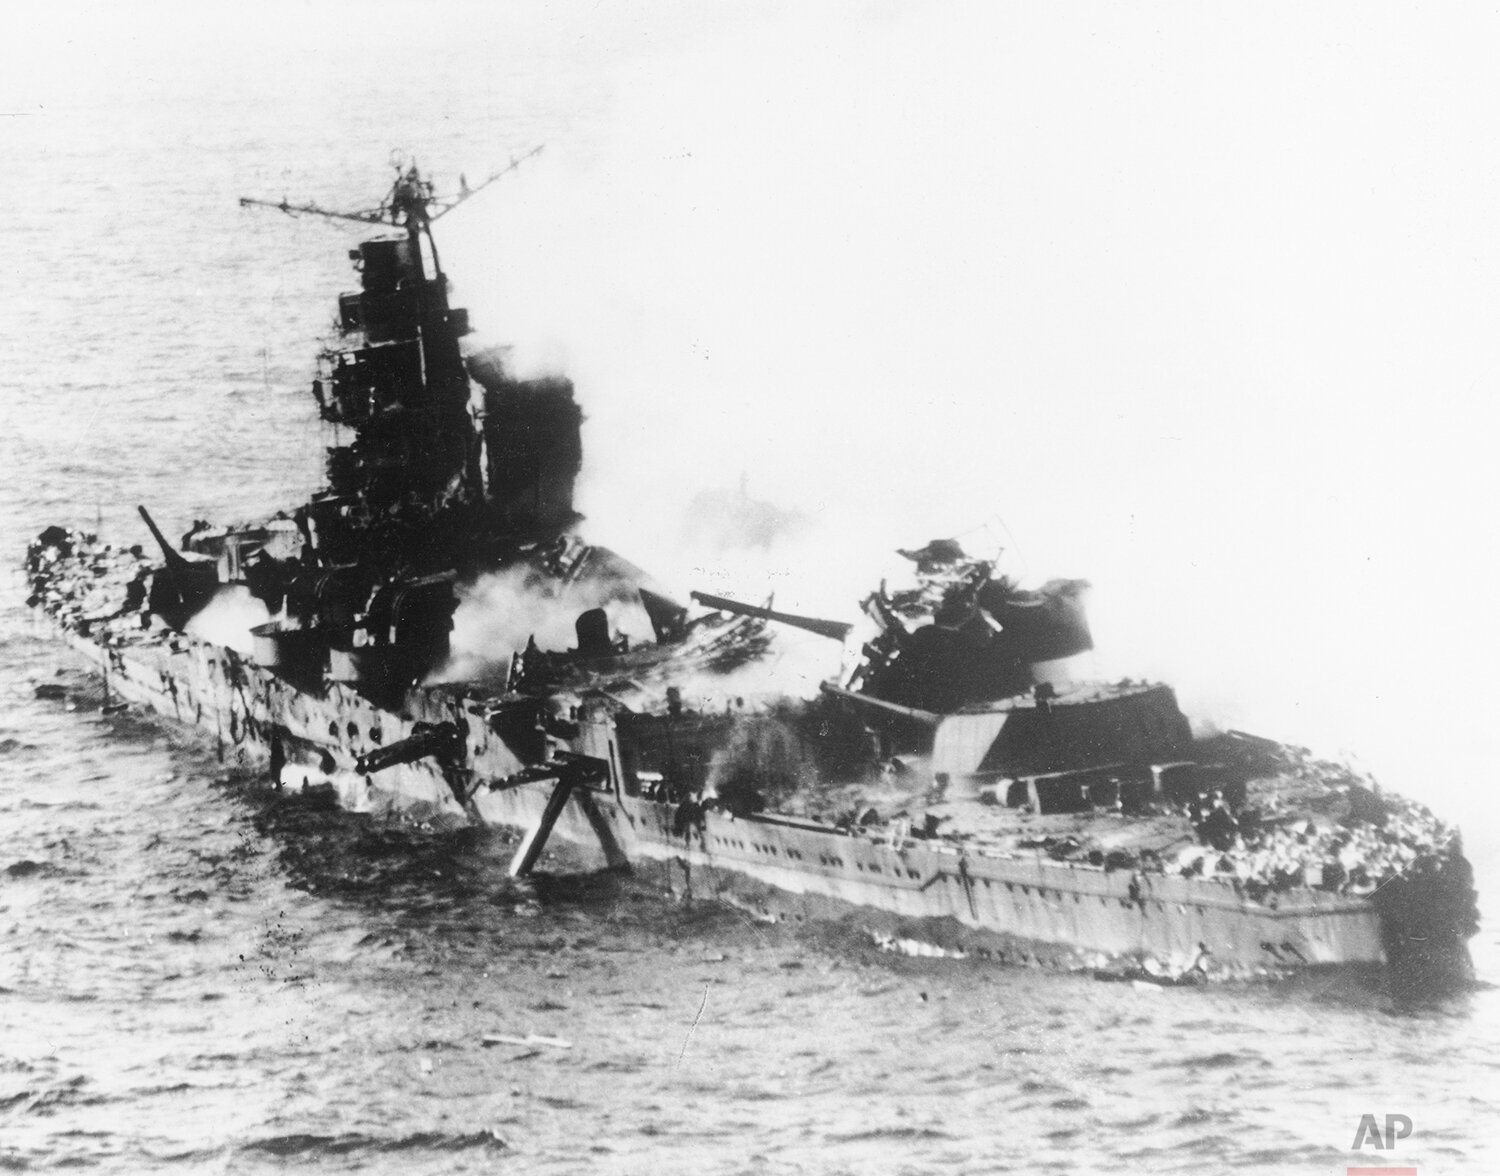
[4,4,1500,1171]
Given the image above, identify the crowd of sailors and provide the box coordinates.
[1178,782,1457,897]
[25,527,153,642]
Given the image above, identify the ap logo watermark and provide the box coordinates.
[1348,1112,1415,1176]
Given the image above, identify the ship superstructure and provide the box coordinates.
[185,156,635,699]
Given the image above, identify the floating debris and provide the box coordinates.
[873,934,969,960]
[481,1033,572,1051]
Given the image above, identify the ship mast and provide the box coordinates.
[238,148,545,224]
[231,147,584,683]
[238,144,544,275]
[236,155,533,556]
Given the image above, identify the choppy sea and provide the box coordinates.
[5,7,1500,1173]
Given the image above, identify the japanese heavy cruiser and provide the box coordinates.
[25,159,1478,985]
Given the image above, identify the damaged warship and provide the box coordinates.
[26,160,1477,984]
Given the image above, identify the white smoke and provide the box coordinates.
[184,585,272,655]
[434,564,658,685]
[430,5,1500,853]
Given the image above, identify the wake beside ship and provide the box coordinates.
[25,159,1478,986]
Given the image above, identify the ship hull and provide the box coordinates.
[38,621,1446,982]
[476,785,1387,976]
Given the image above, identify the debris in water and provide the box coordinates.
[482,1033,572,1050]
[873,933,969,960]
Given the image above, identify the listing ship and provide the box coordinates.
[25,161,1477,985]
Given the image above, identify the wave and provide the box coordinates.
[824,1126,953,1143]
[237,1129,510,1157]
[1176,1050,1260,1070]
[4,860,57,879]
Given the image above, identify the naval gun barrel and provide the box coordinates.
[355,721,464,775]
[138,506,214,582]
[690,591,852,641]
[819,683,942,725]
[137,505,220,624]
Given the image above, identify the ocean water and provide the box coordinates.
[4,6,1500,1173]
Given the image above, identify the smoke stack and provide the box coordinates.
[574,607,612,657]
[480,373,584,537]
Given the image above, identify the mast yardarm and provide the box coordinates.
[238,146,544,283]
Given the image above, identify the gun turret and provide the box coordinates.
[354,721,464,775]
[138,505,220,627]
[690,591,852,642]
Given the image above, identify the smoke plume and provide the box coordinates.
[434,562,658,685]
[429,6,1500,840]
[184,585,272,655]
